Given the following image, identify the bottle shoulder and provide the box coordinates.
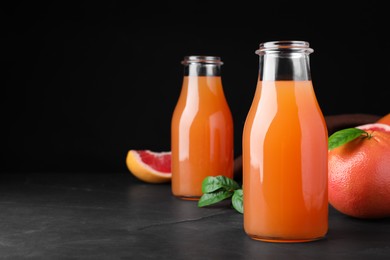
[244,80,325,127]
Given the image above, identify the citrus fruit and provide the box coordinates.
[126,150,171,183]
[377,113,390,125]
[328,123,390,219]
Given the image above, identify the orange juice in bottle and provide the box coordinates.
[243,41,328,242]
[171,56,234,200]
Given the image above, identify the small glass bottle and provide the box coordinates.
[242,41,328,242]
[171,56,234,200]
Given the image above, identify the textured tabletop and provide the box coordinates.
[0,173,389,259]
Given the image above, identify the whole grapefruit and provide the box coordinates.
[328,123,390,219]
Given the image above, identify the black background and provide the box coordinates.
[2,1,389,174]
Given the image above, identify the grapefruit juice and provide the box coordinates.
[243,80,328,242]
[171,56,234,200]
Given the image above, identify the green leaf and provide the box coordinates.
[198,190,234,207]
[328,128,367,150]
[201,175,240,194]
[232,189,243,214]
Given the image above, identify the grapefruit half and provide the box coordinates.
[126,150,171,183]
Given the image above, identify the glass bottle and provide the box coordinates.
[242,41,328,242]
[171,56,234,200]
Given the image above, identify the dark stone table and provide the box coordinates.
[1,173,389,259]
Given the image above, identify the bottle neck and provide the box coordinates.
[182,56,223,76]
[256,41,313,81]
[259,53,311,81]
[184,63,221,76]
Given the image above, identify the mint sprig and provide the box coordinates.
[198,176,243,214]
[232,189,243,214]
[328,128,368,150]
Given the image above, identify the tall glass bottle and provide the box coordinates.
[242,41,328,242]
[171,56,234,200]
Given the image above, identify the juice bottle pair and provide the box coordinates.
[171,41,328,242]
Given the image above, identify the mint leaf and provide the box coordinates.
[201,176,240,193]
[328,128,367,150]
[198,175,243,214]
[232,189,243,214]
[198,190,233,207]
